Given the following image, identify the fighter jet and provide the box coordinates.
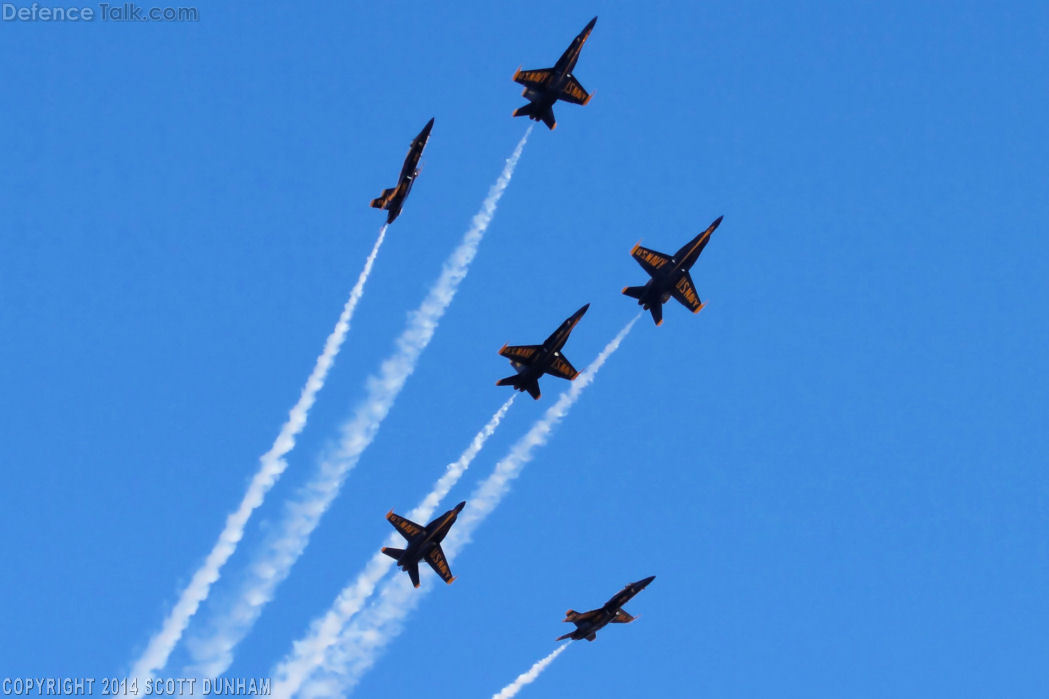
[497,303,589,400]
[622,216,724,326]
[370,117,434,224]
[511,17,597,130]
[557,576,656,642]
[381,501,465,588]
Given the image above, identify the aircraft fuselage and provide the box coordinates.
[372,118,433,224]
[510,346,564,383]
[632,269,679,310]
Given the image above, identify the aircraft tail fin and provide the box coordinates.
[621,285,645,300]
[380,546,404,561]
[585,632,597,641]
[497,374,541,400]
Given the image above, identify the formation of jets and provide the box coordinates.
[370,16,723,651]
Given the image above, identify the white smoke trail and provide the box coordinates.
[185,129,533,676]
[492,644,570,699]
[305,316,639,696]
[130,224,389,679]
[269,395,516,698]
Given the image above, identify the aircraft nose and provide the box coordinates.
[454,501,466,513]
[577,303,591,316]
[578,17,596,39]
[635,575,656,588]
[711,215,724,229]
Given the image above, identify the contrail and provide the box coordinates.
[185,129,533,676]
[269,395,516,698]
[492,644,570,699]
[303,316,639,696]
[129,224,389,679]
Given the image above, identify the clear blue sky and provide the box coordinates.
[2,1,1048,696]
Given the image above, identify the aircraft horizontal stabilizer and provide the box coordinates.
[512,102,556,130]
[650,303,663,327]
[497,374,541,400]
[370,187,396,209]
[513,103,537,119]
[380,547,404,561]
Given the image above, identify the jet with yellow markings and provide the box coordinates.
[511,16,597,130]
[370,117,434,224]
[557,576,656,642]
[381,500,465,588]
[497,303,589,400]
[622,215,723,326]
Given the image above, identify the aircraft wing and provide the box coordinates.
[386,511,424,540]
[546,354,579,381]
[565,608,602,625]
[611,610,636,624]
[670,271,704,313]
[370,186,398,210]
[499,344,543,366]
[513,67,553,89]
[559,75,591,105]
[425,544,455,584]
[630,244,673,277]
